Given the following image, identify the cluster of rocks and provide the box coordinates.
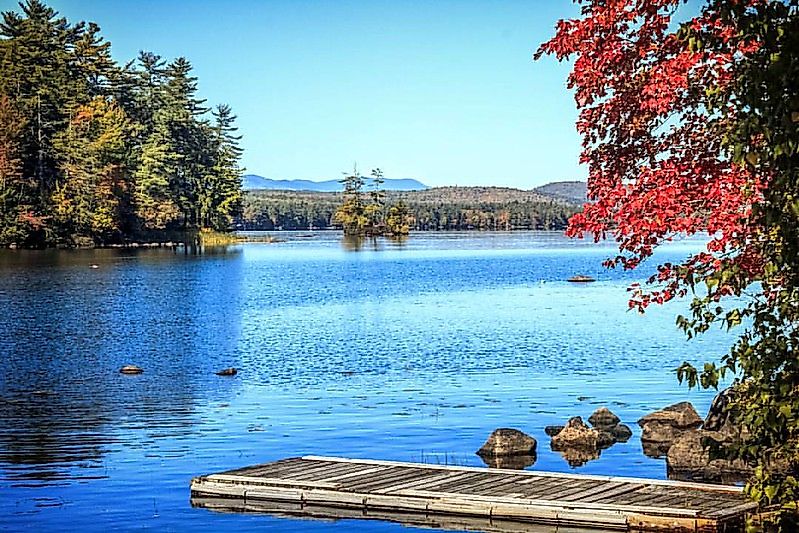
[475,390,754,483]
[546,407,632,467]
[475,408,634,470]
[639,391,752,483]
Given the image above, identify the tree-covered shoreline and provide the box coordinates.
[0,1,243,248]
[240,186,578,232]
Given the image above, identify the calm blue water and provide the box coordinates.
[0,231,734,532]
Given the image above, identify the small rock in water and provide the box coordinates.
[216,367,237,376]
[608,423,633,442]
[544,425,564,437]
[588,407,621,430]
[596,430,616,449]
[89,264,99,269]
[119,365,143,375]
[476,428,537,458]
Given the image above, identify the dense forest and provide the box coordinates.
[0,1,243,247]
[241,186,579,231]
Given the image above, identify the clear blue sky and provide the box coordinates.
[5,0,584,188]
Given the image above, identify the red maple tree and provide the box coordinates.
[536,0,765,311]
[538,1,799,524]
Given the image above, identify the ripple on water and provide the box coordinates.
[0,233,730,532]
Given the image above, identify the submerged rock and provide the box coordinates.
[119,365,143,375]
[216,367,238,377]
[639,401,703,457]
[476,428,537,458]
[587,407,632,445]
[588,407,620,430]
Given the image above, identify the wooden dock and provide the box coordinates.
[190,456,756,532]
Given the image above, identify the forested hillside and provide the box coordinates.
[533,181,587,204]
[0,1,243,247]
[241,187,578,231]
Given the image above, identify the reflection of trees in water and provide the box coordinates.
[340,235,409,252]
[0,248,243,485]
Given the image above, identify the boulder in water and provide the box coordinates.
[119,365,143,375]
[638,401,703,457]
[588,407,621,430]
[666,429,752,483]
[216,367,238,377]
[476,428,537,458]
[608,423,633,442]
[551,416,598,450]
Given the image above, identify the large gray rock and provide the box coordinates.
[639,401,703,428]
[666,429,752,483]
[551,417,598,450]
[639,401,703,457]
[476,428,537,458]
[588,407,621,430]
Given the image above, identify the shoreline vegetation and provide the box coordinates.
[0,1,244,250]
[241,184,581,233]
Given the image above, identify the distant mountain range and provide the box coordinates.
[243,174,429,192]
[242,174,587,205]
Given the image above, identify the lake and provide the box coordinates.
[0,231,734,532]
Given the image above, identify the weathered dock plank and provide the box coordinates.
[190,455,756,532]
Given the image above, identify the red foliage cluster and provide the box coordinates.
[537,0,767,311]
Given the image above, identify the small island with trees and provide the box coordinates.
[334,167,412,237]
